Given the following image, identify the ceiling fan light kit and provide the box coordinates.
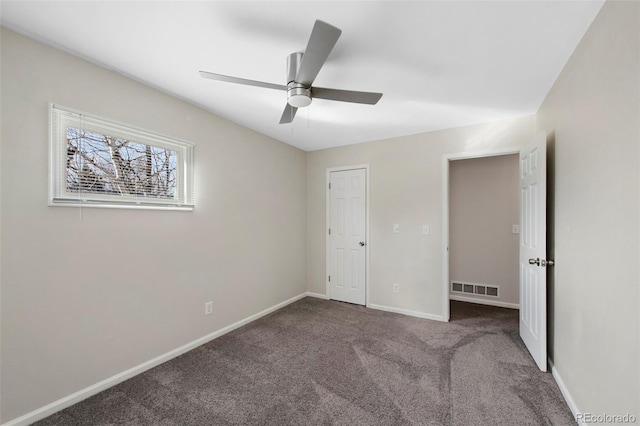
[286,52,312,108]
[200,19,383,124]
[287,85,312,108]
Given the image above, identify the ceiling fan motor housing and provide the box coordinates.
[287,52,312,108]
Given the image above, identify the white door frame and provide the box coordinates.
[441,147,523,322]
[326,164,371,306]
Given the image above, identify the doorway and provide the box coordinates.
[441,148,521,321]
[449,153,520,315]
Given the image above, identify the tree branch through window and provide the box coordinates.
[66,127,177,199]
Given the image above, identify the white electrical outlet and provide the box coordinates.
[393,283,400,293]
[205,301,213,315]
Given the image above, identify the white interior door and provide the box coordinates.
[329,169,366,305]
[519,131,548,371]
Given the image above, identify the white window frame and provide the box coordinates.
[49,104,195,211]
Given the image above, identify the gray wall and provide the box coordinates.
[0,28,307,422]
[449,154,519,306]
[537,0,639,417]
[306,116,537,317]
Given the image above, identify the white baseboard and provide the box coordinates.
[548,357,582,426]
[305,292,329,300]
[307,294,445,322]
[449,294,519,310]
[307,295,446,323]
[368,303,446,322]
[1,292,309,426]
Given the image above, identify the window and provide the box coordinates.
[49,104,194,210]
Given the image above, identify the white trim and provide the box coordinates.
[442,147,523,323]
[549,358,583,426]
[48,103,195,211]
[1,293,308,426]
[444,147,522,162]
[449,294,519,310]
[325,164,370,307]
[442,155,450,322]
[306,295,447,322]
[369,303,446,322]
[305,292,329,300]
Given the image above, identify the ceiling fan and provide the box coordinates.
[200,20,383,124]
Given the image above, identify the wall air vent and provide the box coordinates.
[451,281,499,298]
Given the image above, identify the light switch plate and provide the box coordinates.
[422,224,430,235]
[512,224,520,234]
[393,224,400,233]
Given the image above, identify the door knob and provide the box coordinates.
[529,258,555,267]
[359,241,366,246]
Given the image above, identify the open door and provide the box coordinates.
[520,131,550,371]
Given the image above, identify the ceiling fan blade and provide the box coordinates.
[279,103,298,124]
[295,20,342,87]
[312,87,383,105]
[199,71,287,91]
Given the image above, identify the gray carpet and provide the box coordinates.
[34,298,575,425]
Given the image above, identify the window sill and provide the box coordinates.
[49,198,194,211]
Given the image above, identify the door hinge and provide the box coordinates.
[328,275,331,282]
[328,228,331,235]
[329,182,331,189]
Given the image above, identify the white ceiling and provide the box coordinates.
[1,1,604,151]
